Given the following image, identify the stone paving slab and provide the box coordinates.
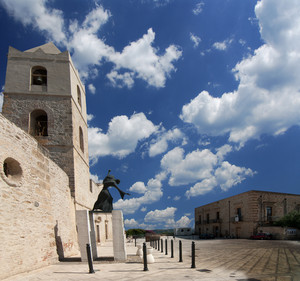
[3,238,300,281]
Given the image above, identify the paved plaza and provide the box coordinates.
[4,238,300,281]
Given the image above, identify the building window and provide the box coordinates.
[216,212,220,220]
[29,109,48,137]
[77,85,82,108]
[237,208,242,218]
[266,206,272,221]
[32,66,47,86]
[79,127,84,152]
[199,215,201,224]
[206,214,210,224]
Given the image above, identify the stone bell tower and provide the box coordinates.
[2,42,90,207]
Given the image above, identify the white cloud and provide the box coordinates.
[149,128,185,157]
[190,33,201,48]
[87,114,94,122]
[129,181,147,194]
[193,2,205,15]
[90,173,101,183]
[144,207,177,223]
[176,216,191,227]
[212,38,233,51]
[0,2,182,88]
[161,147,218,186]
[141,207,147,212]
[215,161,255,191]
[173,196,181,201]
[88,84,96,94]
[0,0,66,43]
[106,71,135,89]
[124,218,139,228]
[160,146,254,197]
[180,0,300,145]
[113,172,166,214]
[88,112,158,163]
[109,28,182,88]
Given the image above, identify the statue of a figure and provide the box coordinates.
[92,170,130,212]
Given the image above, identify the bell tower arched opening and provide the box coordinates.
[29,109,48,137]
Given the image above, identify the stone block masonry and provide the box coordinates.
[0,114,79,280]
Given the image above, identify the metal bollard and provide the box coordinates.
[135,237,137,247]
[191,241,196,268]
[179,240,183,262]
[86,244,95,274]
[161,239,163,253]
[158,239,160,251]
[143,242,149,271]
[171,239,174,258]
[165,239,168,255]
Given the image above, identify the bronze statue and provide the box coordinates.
[92,170,130,212]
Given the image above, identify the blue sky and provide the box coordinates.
[1,0,300,230]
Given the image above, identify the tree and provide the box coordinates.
[274,210,300,229]
[126,229,146,237]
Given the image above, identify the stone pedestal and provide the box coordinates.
[76,210,98,262]
[112,210,127,262]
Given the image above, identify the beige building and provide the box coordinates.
[0,43,112,279]
[195,190,300,239]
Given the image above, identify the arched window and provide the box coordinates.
[32,66,47,86]
[29,109,48,137]
[79,126,84,152]
[77,85,82,108]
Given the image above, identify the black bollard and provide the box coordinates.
[171,239,174,258]
[179,240,183,262]
[161,239,163,253]
[86,244,95,274]
[191,241,196,268]
[158,239,160,251]
[135,237,137,247]
[143,242,149,271]
[165,239,168,255]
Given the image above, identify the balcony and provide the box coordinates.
[231,215,243,222]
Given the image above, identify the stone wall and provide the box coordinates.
[0,114,79,280]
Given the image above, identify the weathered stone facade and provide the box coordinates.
[0,114,79,279]
[0,43,112,279]
[195,190,300,239]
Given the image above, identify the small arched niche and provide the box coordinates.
[1,157,23,187]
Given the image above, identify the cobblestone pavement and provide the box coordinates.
[4,238,300,281]
[182,238,300,280]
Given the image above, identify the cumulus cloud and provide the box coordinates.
[190,33,201,48]
[0,1,182,88]
[149,128,185,157]
[124,218,139,228]
[113,172,166,214]
[144,208,192,228]
[181,0,300,145]
[129,181,147,194]
[109,28,182,88]
[0,0,66,43]
[212,38,233,51]
[161,147,218,186]
[176,216,192,227]
[88,84,96,94]
[160,146,255,197]
[88,112,158,163]
[144,207,176,223]
[193,2,204,15]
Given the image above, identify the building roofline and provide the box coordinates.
[195,189,300,209]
